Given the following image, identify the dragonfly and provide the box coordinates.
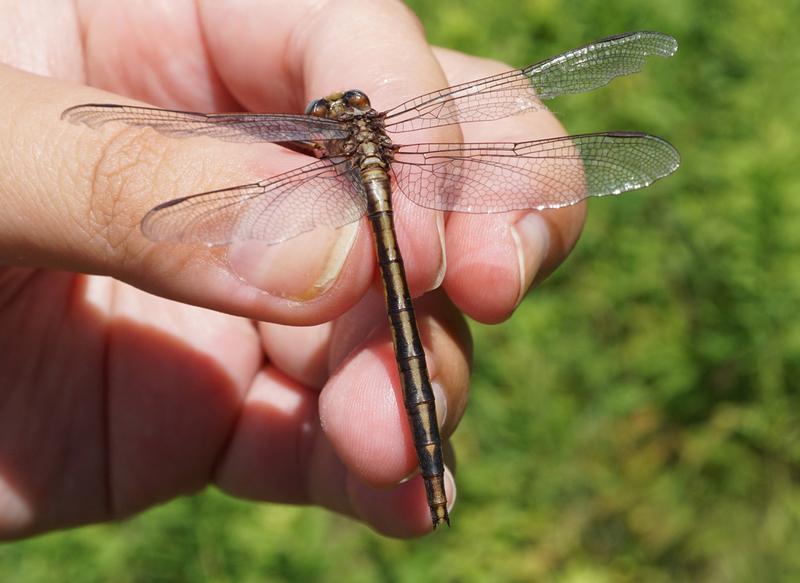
[63,30,680,530]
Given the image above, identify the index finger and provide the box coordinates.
[5,1,454,327]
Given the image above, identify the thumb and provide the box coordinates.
[0,64,373,324]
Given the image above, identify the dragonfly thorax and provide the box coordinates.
[304,89,395,170]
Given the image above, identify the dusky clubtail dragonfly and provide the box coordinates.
[63,31,680,530]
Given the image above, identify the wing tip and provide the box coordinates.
[60,105,78,122]
[140,198,243,247]
[60,103,125,126]
[60,104,91,124]
[638,30,679,57]
[641,133,681,174]
[603,30,678,57]
[606,131,682,177]
[140,199,194,243]
[139,208,168,243]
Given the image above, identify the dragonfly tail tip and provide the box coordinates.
[431,507,451,530]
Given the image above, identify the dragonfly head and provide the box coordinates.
[305,89,371,119]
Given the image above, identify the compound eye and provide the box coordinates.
[305,99,329,117]
[344,90,370,110]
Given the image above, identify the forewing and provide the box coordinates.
[141,158,366,245]
[62,104,350,143]
[392,133,680,213]
[383,31,677,133]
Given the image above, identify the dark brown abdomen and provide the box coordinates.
[362,166,449,529]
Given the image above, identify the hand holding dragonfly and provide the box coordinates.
[0,0,675,539]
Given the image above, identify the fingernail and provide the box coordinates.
[398,468,419,484]
[510,213,550,306]
[428,213,447,292]
[227,222,359,300]
[432,381,448,429]
[444,465,457,513]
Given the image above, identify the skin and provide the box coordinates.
[0,0,585,539]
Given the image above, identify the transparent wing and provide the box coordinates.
[383,31,677,133]
[392,133,680,213]
[62,104,351,143]
[141,158,367,245]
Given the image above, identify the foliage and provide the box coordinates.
[3,0,800,580]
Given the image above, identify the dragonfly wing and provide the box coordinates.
[141,158,367,245]
[62,104,350,142]
[383,31,677,133]
[392,133,680,213]
[524,31,677,100]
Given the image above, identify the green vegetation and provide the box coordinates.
[3,0,799,580]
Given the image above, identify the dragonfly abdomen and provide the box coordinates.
[362,165,449,529]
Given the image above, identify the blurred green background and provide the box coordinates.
[3,0,800,580]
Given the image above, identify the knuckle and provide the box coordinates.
[68,127,186,271]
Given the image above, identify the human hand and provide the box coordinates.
[0,0,584,539]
